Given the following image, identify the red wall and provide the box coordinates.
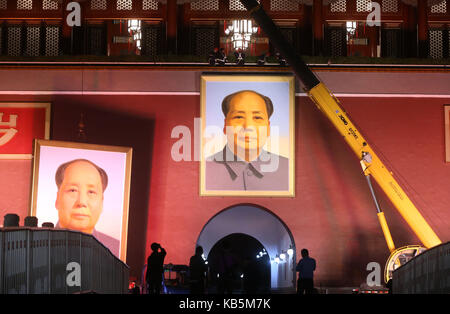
[1,93,449,286]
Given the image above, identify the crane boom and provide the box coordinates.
[240,0,441,248]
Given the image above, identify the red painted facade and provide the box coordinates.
[0,86,449,286]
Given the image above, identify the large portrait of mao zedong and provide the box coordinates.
[200,74,295,197]
[30,139,132,262]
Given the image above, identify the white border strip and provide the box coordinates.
[0,91,450,98]
[297,93,450,98]
[0,91,201,95]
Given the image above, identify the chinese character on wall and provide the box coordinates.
[0,103,51,159]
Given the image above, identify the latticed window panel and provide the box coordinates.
[448,30,450,56]
[26,26,41,57]
[280,28,295,47]
[45,26,60,56]
[330,0,346,12]
[141,26,160,56]
[91,0,107,10]
[193,27,216,57]
[17,0,32,10]
[429,0,447,13]
[382,0,398,12]
[270,0,299,11]
[429,30,443,59]
[117,0,133,10]
[191,0,219,11]
[43,0,58,10]
[382,28,401,57]
[88,27,105,55]
[229,0,259,11]
[0,0,7,10]
[328,28,346,57]
[8,26,22,56]
[356,0,371,12]
[143,0,158,10]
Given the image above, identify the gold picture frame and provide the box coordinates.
[200,74,295,197]
[30,139,133,262]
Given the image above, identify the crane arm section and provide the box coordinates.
[240,0,441,248]
[309,83,441,248]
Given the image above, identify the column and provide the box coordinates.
[313,0,323,56]
[61,0,72,55]
[417,0,428,58]
[166,0,177,54]
[406,4,417,57]
[61,0,85,55]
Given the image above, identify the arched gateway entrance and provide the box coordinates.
[196,204,296,292]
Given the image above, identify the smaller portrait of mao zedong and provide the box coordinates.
[30,140,132,262]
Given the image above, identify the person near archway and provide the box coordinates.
[146,242,166,294]
[215,240,238,294]
[296,248,316,295]
[189,246,208,294]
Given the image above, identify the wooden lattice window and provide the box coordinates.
[270,0,299,11]
[330,0,346,12]
[43,0,58,10]
[229,0,259,11]
[26,26,40,57]
[194,27,216,57]
[17,0,32,10]
[0,26,2,55]
[448,30,450,56]
[117,0,132,11]
[429,0,447,13]
[45,26,60,56]
[142,25,160,56]
[91,0,107,10]
[143,0,158,10]
[191,0,219,11]
[429,29,443,59]
[326,26,346,57]
[382,0,398,12]
[356,0,371,12]
[8,26,22,56]
[382,28,402,57]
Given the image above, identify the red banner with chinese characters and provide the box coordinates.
[0,103,51,159]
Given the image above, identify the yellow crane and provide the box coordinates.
[240,0,441,283]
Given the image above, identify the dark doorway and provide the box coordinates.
[207,233,270,294]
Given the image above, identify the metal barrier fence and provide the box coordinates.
[392,241,450,294]
[0,227,129,294]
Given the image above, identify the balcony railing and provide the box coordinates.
[393,241,450,294]
[0,227,129,294]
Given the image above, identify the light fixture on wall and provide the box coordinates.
[128,19,142,50]
[287,247,294,256]
[224,19,258,50]
[346,21,357,42]
[257,248,268,259]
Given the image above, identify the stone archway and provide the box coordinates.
[196,204,296,291]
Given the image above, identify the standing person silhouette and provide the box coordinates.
[242,255,259,294]
[296,248,316,295]
[146,243,166,294]
[189,246,208,294]
[216,241,238,294]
